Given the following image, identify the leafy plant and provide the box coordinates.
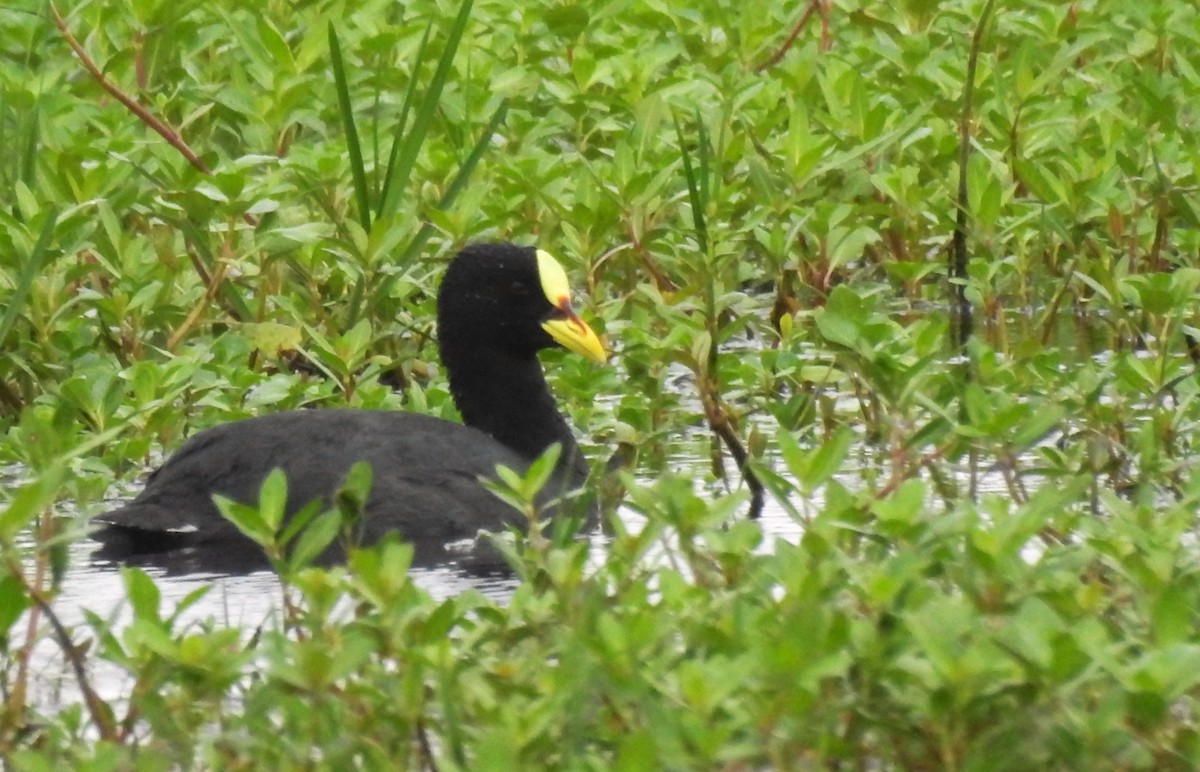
[1,0,1200,766]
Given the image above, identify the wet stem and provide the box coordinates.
[5,512,117,744]
[525,503,548,554]
[262,546,307,635]
[7,516,50,735]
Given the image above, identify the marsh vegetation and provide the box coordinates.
[2,0,1200,767]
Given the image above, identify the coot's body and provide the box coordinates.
[92,243,605,570]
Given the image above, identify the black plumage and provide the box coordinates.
[92,242,605,569]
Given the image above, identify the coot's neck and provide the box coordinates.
[442,348,587,482]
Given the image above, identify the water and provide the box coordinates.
[18,427,1028,714]
[22,533,531,713]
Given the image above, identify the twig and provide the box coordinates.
[50,3,213,176]
[52,0,260,332]
[167,258,229,351]
[700,384,765,519]
[1037,258,1077,346]
[622,228,677,293]
[5,510,118,744]
[873,438,956,501]
[755,0,829,72]
[28,589,119,741]
[1148,199,1169,274]
[417,720,440,772]
[9,563,40,738]
[950,0,998,350]
[0,380,22,415]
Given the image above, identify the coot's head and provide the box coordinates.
[437,243,606,362]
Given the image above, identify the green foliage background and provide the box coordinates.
[2,0,1200,767]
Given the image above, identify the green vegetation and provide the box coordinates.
[2,0,1200,767]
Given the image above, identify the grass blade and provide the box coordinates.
[175,218,250,321]
[674,112,708,255]
[377,0,475,222]
[372,98,509,308]
[951,0,998,350]
[696,108,709,219]
[432,99,508,214]
[0,208,58,350]
[21,99,39,186]
[329,23,371,232]
[377,22,433,218]
[402,98,509,265]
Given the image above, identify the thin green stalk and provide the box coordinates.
[435,99,508,212]
[951,0,999,351]
[372,99,510,309]
[952,0,998,500]
[377,22,433,219]
[0,209,58,351]
[674,112,764,519]
[377,0,475,222]
[675,113,709,256]
[676,110,716,368]
[329,24,371,233]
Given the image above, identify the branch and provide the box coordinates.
[755,0,828,72]
[50,3,212,176]
[700,383,765,519]
[950,0,998,349]
[28,589,119,741]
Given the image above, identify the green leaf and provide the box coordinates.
[543,5,590,38]
[872,479,925,524]
[337,461,374,512]
[377,22,433,216]
[258,468,289,532]
[802,426,853,491]
[378,0,475,221]
[522,443,562,500]
[815,289,865,349]
[1151,583,1191,646]
[328,23,371,232]
[827,225,881,268]
[1131,644,1200,698]
[335,318,373,366]
[0,465,64,541]
[1011,402,1064,448]
[214,496,271,548]
[242,321,302,356]
[493,464,524,493]
[121,567,161,623]
[167,585,213,627]
[0,208,58,348]
[673,111,708,254]
[480,449,559,516]
[257,18,295,71]
[614,729,658,771]
[278,498,321,547]
[288,511,342,570]
[0,576,30,648]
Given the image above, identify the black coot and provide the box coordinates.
[92,242,606,569]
